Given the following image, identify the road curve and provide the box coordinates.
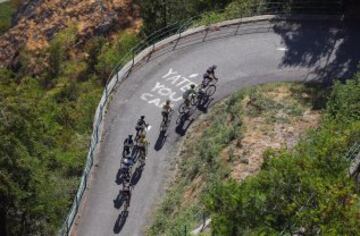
[74,18,360,236]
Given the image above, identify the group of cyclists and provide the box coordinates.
[118,65,218,211]
[166,65,218,123]
[119,115,150,210]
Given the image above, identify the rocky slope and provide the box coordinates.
[0,0,140,70]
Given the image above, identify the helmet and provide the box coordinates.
[207,65,217,73]
[166,100,171,104]
[140,115,145,119]
[190,84,195,89]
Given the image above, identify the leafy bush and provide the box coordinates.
[0,2,15,35]
[96,31,139,83]
[326,75,360,122]
[0,29,102,234]
[204,74,360,235]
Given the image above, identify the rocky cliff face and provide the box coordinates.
[0,0,140,70]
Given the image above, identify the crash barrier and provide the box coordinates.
[59,1,345,235]
[348,143,360,177]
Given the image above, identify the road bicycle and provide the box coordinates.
[120,157,134,183]
[160,109,174,133]
[178,94,197,114]
[121,182,131,211]
[134,141,148,167]
[201,78,217,97]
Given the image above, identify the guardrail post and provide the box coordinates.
[173,32,181,50]
[75,195,79,213]
[66,222,69,236]
[84,174,88,190]
[202,28,209,42]
[184,225,187,236]
[146,43,156,62]
[234,22,241,35]
[132,50,135,67]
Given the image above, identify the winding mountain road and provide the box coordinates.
[73,18,360,236]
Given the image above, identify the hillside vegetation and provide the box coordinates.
[0,21,139,236]
[148,76,360,235]
[0,0,354,235]
[0,1,16,35]
[206,76,360,235]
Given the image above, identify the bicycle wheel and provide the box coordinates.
[206,85,216,96]
[124,198,130,211]
[176,115,182,125]
[178,103,186,114]
[190,95,197,106]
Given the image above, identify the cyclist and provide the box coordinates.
[137,133,149,160]
[162,100,173,123]
[135,115,149,137]
[182,84,197,106]
[121,152,134,182]
[123,135,134,156]
[122,182,132,209]
[202,65,218,87]
[196,84,207,104]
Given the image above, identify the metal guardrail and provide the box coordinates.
[59,1,345,235]
[347,142,360,176]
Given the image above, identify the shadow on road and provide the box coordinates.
[272,19,360,84]
[154,131,167,151]
[113,191,125,209]
[131,165,144,186]
[175,118,194,136]
[197,97,214,113]
[113,211,129,234]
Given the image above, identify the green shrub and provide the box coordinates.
[55,81,79,103]
[0,2,15,35]
[204,74,360,235]
[327,76,360,122]
[96,31,139,83]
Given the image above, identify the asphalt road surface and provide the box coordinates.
[75,19,360,236]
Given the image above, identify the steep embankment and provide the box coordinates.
[148,82,323,235]
[149,77,360,235]
[0,0,140,70]
[0,1,141,235]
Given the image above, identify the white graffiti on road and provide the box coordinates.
[141,68,199,108]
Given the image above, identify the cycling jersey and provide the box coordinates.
[183,88,196,100]
[137,119,147,127]
[138,138,149,147]
[162,104,172,113]
[124,138,134,147]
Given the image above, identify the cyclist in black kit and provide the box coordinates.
[123,135,134,156]
[202,65,218,87]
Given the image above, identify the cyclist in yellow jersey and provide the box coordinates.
[162,100,173,123]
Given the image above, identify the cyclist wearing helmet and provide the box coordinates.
[122,182,132,208]
[162,100,173,123]
[202,65,218,87]
[123,135,134,156]
[182,84,197,106]
[197,84,207,102]
[135,115,149,136]
[137,133,149,159]
[121,151,134,182]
